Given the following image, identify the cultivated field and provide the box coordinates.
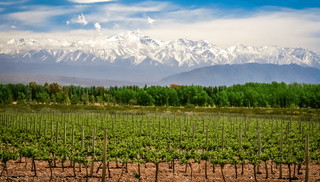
[0,108,319,181]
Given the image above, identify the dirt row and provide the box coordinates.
[1,158,320,181]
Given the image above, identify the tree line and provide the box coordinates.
[0,82,319,108]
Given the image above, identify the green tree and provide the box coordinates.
[37,92,50,104]
[90,95,96,104]
[71,94,80,105]
[114,89,137,104]
[215,91,229,107]
[96,86,106,96]
[97,96,104,106]
[81,93,89,105]
[17,92,26,104]
[137,89,154,106]
[56,92,70,105]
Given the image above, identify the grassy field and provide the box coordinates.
[0,103,319,117]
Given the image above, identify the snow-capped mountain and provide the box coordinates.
[1,30,320,69]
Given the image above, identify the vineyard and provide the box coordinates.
[0,109,320,181]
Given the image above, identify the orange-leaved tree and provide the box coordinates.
[170,84,180,90]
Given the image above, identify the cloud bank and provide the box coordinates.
[1,1,320,52]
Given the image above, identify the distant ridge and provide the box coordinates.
[0,74,145,87]
[159,63,320,86]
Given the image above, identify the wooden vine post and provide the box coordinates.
[305,134,309,182]
[56,119,59,143]
[112,116,115,136]
[63,121,66,145]
[25,117,28,133]
[222,117,225,150]
[206,126,208,147]
[239,124,244,174]
[71,123,75,167]
[51,120,53,140]
[279,132,283,179]
[202,117,205,133]
[239,127,242,152]
[179,119,182,142]
[158,115,161,139]
[271,119,274,138]
[140,116,143,137]
[102,129,107,181]
[132,114,135,134]
[44,119,47,137]
[257,130,261,174]
[285,124,289,141]
[192,124,195,142]
[33,117,36,135]
[90,127,96,177]
[169,118,171,138]
[298,117,301,133]
[148,118,151,138]
[19,116,22,130]
[80,125,84,172]
[39,118,42,136]
[187,116,189,139]
[126,113,128,132]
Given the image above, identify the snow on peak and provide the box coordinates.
[1,30,320,69]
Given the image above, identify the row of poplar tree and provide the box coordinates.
[0,81,319,108]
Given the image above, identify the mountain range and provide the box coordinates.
[1,30,320,68]
[1,30,320,84]
[1,63,319,87]
[160,63,320,86]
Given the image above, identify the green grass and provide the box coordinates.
[0,103,319,117]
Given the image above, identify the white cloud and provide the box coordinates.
[0,0,28,5]
[113,24,119,29]
[94,22,102,34]
[11,26,16,29]
[5,6,78,26]
[76,13,88,25]
[0,8,4,12]
[147,16,155,24]
[0,29,126,42]
[143,8,320,51]
[69,0,115,3]
[66,21,70,25]
[105,3,166,12]
[84,2,168,23]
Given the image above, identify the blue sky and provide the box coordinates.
[1,0,320,51]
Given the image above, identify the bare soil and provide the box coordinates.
[1,158,320,182]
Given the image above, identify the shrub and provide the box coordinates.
[30,99,38,105]
[289,103,296,109]
[273,104,280,108]
[129,99,137,106]
[18,99,26,104]
[185,103,195,108]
